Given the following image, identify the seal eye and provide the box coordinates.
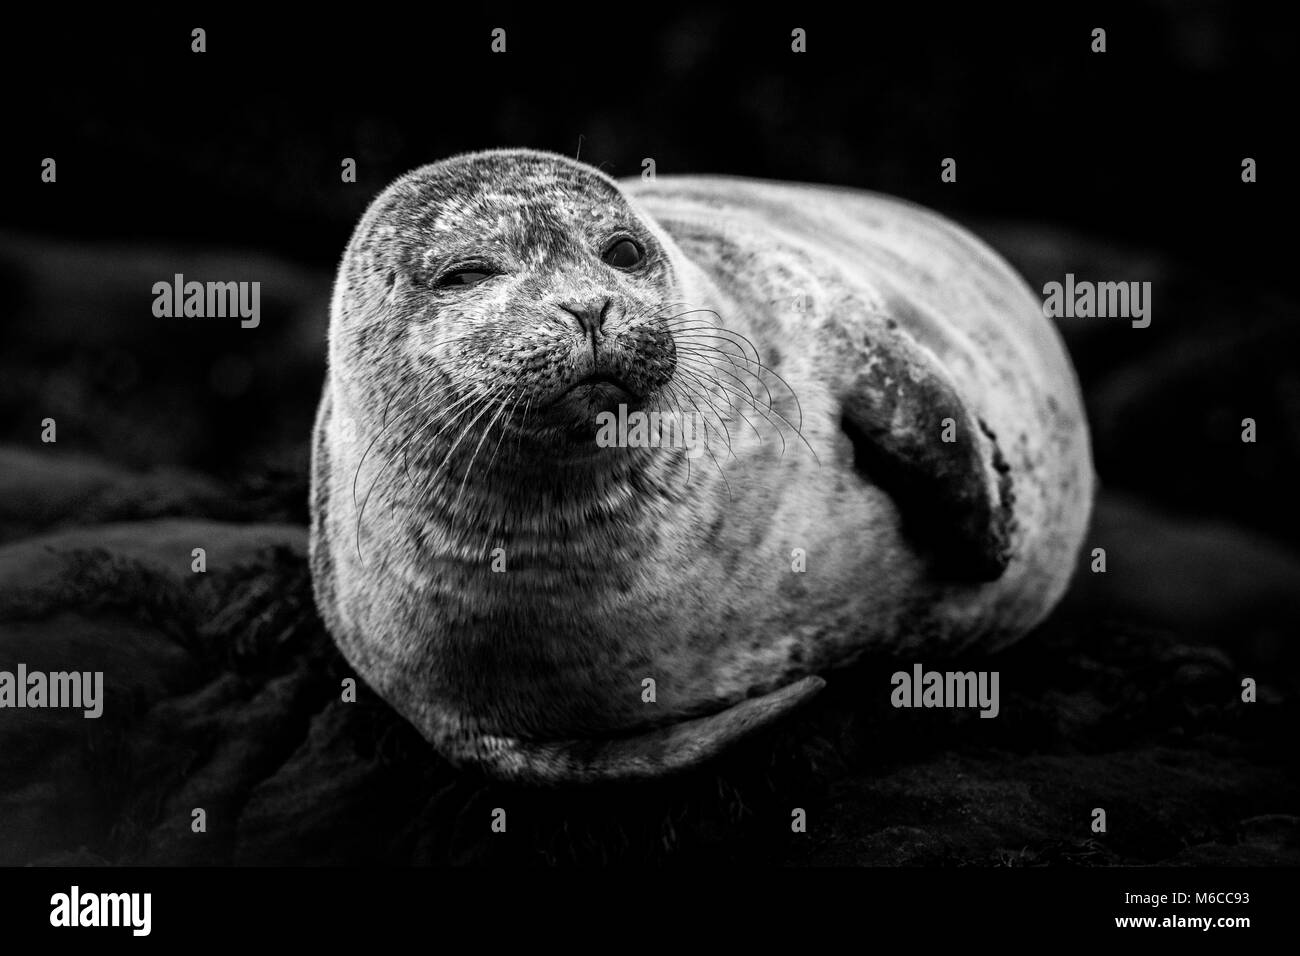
[603,239,644,269]
[436,268,494,289]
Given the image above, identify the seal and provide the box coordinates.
[309,148,1093,784]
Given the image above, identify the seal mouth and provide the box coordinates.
[563,372,641,403]
[570,372,634,393]
[542,371,645,429]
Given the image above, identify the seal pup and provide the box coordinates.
[309,149,1093,784]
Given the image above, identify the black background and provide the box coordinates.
[5,5,1287,266]
[2,4,1294,537]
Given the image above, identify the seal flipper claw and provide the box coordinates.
[464,675,826,785]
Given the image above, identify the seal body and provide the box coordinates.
[309,150,1093,783]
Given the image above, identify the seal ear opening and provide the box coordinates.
[462,676,826,785]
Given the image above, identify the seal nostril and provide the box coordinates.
[560,299,611,335]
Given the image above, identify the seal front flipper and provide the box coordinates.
[460,676,826,785]
[838,324,1015,582]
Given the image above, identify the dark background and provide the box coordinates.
[0,4,1297,865]
[2,2,1295,539]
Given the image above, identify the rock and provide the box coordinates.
[0,519,308,865]
[0,518,305,601]
[0,447,231,543]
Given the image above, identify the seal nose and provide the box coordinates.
[559,298,611,336]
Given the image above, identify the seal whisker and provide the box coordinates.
[672,341,786,429]
[672,335,808,433]
[642,383,697,489]
[352,380,426,509]
[667,357,768,450]
[660,374,735,497]
[672,355,782,455]
[660,311,797,412]
[674,349,819,464]
[420,385,513,500]
[634,299,695,324]
[671,341,769,408]
[659,378,740,494]
[672,337,780,413]
[479,389,528,483]
[695,423,735,502]
[353,389,444,562]
[389,385,503,523]
[355,386,493,562]
[450,386,518,517]
[644,305,791,425]
[661,369,736,458]
[660,310,768,368]
[399,383,491,487]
